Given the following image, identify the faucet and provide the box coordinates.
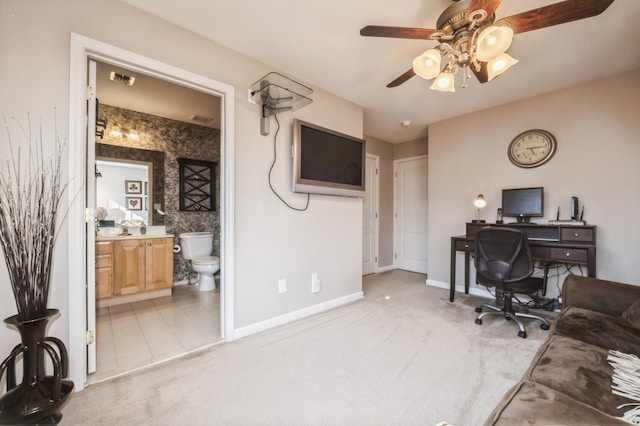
[120,225,130,236]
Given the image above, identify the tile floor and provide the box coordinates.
[91,284,221,383]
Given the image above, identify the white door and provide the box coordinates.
[86,59,98,374]
[394,156,428,273]
[362,154,379,275]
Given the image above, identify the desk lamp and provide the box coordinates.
[472,194,486,223]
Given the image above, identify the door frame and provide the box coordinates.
[393,155,428,271]
[363,154,379,275]
[68,33,235,390]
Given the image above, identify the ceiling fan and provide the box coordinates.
[360,0,615,91]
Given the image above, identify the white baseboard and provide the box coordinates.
[234,291,364,340]
[376,265,395,273]
[426,279,493,299]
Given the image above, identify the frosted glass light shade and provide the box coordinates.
[127,129,140,141]
[474,194,487,208]
[487,53,519,81]
[412,49,441,80]
[109,126,122,138]
[430,72,455,92]
[476,26,514,62]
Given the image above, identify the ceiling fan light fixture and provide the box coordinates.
[430,72,455,92]
[412,49,441,80]
[475,26,514,62]
[487,53,519,81]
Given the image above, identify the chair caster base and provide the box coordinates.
[541,323,550,330]
[518,331,527,338]
[475,318,482,325]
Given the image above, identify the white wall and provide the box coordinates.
[0,0,362,376]
[428,69,640,297]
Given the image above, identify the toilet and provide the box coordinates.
[178,232,220,292]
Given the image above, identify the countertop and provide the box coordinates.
[96,233,174,241]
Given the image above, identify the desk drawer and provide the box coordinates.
[530,246,550,259]
[456,240,474,252]
[561,228,594,243]
[550,247,588,263]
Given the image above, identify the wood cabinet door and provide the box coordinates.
[113,239,146,296]
[145,237,174,291]
[95,241,113,299]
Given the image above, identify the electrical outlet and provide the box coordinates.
[248,88,256,104]
[278,279,286,294]
[311,273,320,293]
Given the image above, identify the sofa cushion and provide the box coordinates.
[484,381,629,425]
[622,297,640,329]
[525,334,633,416]
[552,307,640,354]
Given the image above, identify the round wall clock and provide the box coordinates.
[507,129,557,168]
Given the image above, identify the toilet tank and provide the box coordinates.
[178,232,214,260]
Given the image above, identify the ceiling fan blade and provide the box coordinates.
[360,25,439,40]
[471,63,489,84]
[387,69,416,88]
[496,0,615,34]
[466,0,504,22]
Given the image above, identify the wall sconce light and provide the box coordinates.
[472,194,486,223]
[109,123,122,138]
[127,129,140,141]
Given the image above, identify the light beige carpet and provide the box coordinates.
[60,270,550,425]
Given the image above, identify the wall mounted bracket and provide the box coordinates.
[250,72,313,135]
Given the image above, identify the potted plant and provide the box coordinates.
[0,114,74,424]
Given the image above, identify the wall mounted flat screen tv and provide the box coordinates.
[292,119,366,197]
[502,187,544,223]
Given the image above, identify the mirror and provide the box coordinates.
[96,158,152,225]
[96,143,166,225]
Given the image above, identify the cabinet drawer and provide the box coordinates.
[561,228,594,243]
[96,255,111,268]
[530,246,550,259]
[456,240,474,252]
[96,241,112,254]
[550,248,588,263]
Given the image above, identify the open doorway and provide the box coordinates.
[68,33,235,390]
[89,60,223,383]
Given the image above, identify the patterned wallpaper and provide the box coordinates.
[97,104,220,283]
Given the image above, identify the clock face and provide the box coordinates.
[508,129,557,168]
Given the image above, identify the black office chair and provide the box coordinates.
[474,227,550,338]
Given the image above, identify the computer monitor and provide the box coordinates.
[501,187,544,223]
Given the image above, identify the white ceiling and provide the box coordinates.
[119,0,640,143]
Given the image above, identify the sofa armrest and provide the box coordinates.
[562,275,640,317]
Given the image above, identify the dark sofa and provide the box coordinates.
[485,275,640,425]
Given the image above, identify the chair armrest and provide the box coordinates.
[562,275,640,317]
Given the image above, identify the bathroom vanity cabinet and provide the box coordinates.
[95,240,114,298]
[95,235,174,305]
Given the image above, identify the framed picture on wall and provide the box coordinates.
[125,180,142,194]
[126,197,142,211]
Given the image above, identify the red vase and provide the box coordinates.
[0,309,74,424]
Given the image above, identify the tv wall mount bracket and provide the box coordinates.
[250,72,313,135]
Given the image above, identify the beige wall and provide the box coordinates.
[0,0,363,381]
[365,135,394,268]
[394,138,428,160]
[427,69,640,298]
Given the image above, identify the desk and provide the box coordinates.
[449,223,596,302]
